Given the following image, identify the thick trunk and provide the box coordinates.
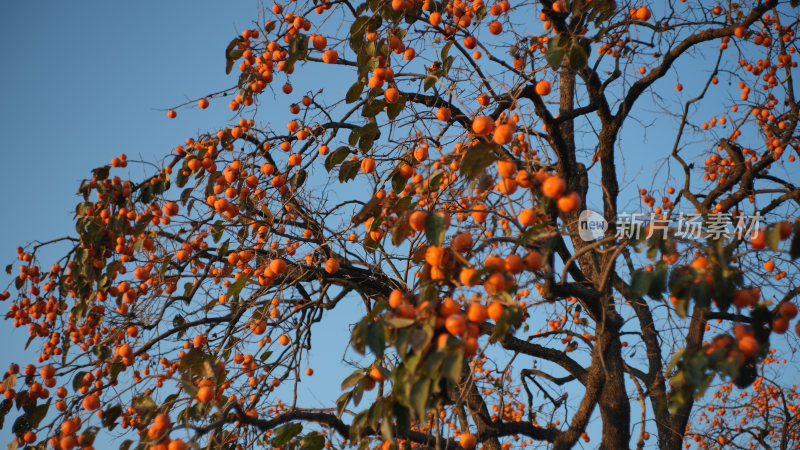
[596,322,631,449]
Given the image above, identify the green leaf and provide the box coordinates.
[459,142,498,179]
[338,160,360,183]
[391,213,411,246]
[226,273,251,300]
[692,280,711,310]
[442,351,463,382]
[362,99,387,118]
[290,169,307,189]
[133,214,153,236]
[568,40,588,69]
[423,75,438,91]
[409,379,430,421]
[346,79,366,103]
[336,391,351,418]
[102,404,122,430]
[259,350,273,363]
[325,147,350,171]
[211,220,224,243]
[341,370,364,390]
[92,346,112,361]
[440,40,453,60]
[300,431,326,450]
[630,269,652,296]
[272,423,303,447]
[1,374,16,392]
[92,165,110,181]
[359,122,379,152]
[109,362,123,383]
[648,265,668,298]
[385,317,415,328]
[791,221,800,259]
[546,43,566,68]
[409,325,433,353]
[134,395,157,418]
[349,128,361,146]
[349,16,370,45]
[366,321,386,358]
[225,36,245,74]
[391,171,408,193]
[442,55,455,77]
[425,212,449,246]
[0,399,12,430]
[386,95,406,120]
[72,371,87,392]
[766,225,782,251]
[28,399,50,427]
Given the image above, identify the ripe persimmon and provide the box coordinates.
[322,50,338,63]
[505,254,524,274]
[493,123,516,145]
[168,440,187,450]
[445,314,467,336]
[487,302,505,321]
[23,431,36,444]
[467,303,487,323]
[425,246,447,267]
[385,87,399,103]
[460,432,477,449]
[738,335,758,357]
[635,6,651,21]
[750,230,765,250]
[369,366,385,382]
[409,210,428,232]
[361,157,376,174]
[82,394,99,410]
[519,208,536,226]
[535,80,551,96]
[524,251,543,271]
[197,385,214,402]
[459,267,477,286]
[541,176,566,199]
[772,317,789,334]
[557,192,581,213]
[389,289,405,308]
[497,160,517,178]
[472,115,495,135]
[452,231,473,251]
[778,302,798,320]
[324,258,340,273]
[472,204,489,223]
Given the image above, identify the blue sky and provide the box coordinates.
[0,0,257,441]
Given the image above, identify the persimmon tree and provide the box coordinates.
[3,0,800,449]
